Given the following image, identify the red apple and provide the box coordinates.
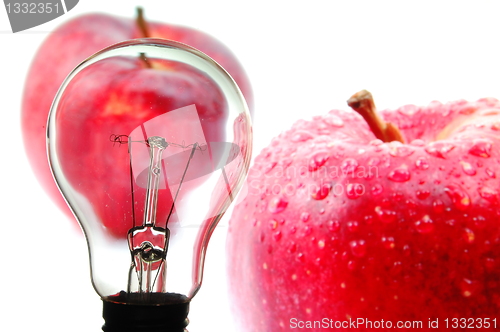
[227,90,500,331]
[22,8,253,228]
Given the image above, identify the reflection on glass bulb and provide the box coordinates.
[47,39,252,331]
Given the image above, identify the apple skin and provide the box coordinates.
[22,12,253,225]
[227,97,500,331]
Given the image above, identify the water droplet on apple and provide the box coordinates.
[368,157,381,167]
[375,206,397,223]
[341,158,359,174]
[263,161,277,174]
[260,192,267,201]
[444,184,471,211]
[259,232,266,243]
[346,183,365,199]
[369,139,384,146]
[381,236,395,249]
[460,278,477,298]
[445,219,456,226]
[388,166,411,182]
[347,260,356,270]
[414,215,434,233]
[460,161,476,175]
[485,168,496,178]
[371,184,384,196]
[349,240,366,257]
[392,192,405,202]
[317,239,325,249]
[410,139,425,146]
[296,252,305,262]
[473,215,486,229]
[268,196,288,213]
[402,244,411,256]
[389,143,415,157]
[291,131,314,142]
[425,142,455,158]
[485,257,496,271]
[323,114,344,127]
[308,151,329,171]
[468,138,493,158]
[478,186,498,203]
[390,261,403,276]
[281,157,293,168]
[273,231,282,241]
[311,182,331,200]
[328,220,340,232]
[269,220,278,230]
[432,199,445,213]
[301,212,310,222]
[463,228,475,244]
[398,104,419,116]
[415,157,429,170]
[347,221,359,232]
[416,190,430,200]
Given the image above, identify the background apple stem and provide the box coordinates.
[347,90,405,143]
[139,53,152,68]
[136,7,151,38]
[136,7,152,69]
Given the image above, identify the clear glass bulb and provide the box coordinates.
[47,38,252,330]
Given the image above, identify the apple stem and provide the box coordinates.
[136,7,150,38]
[136,8,152,69]
[139,52,152,68]
[347,90,405,143]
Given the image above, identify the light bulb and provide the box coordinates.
[47,39,252,331]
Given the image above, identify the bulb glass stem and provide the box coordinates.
[143,136,168,227]
[127,136,170,295]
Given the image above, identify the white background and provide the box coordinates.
[2,1,500,331]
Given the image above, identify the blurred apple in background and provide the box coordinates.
[227,91,500,331]
[21,8,253,227]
